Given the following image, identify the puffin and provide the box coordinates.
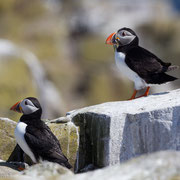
[105,27,178,99]
[10,97,72,169]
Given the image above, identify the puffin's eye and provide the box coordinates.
[122,31,126,36]
[25,101,28,105]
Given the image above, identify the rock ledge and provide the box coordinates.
[66,89,180,170]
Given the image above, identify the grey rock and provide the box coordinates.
[16,162,74,180]
[66,89,180,171]
[12,151,180,180]
[75,151,180,180]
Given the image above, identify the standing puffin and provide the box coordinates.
[106,27,178,99]
[10,97,72,169]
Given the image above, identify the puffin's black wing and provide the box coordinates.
[24,122,72,169]
[125,46,177,84]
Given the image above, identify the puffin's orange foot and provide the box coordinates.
[129,87,150,100]
[136,87,150,98]
[129,90,138,100]
[18,166,25,171]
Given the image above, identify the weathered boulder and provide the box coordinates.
[11,151,180,180]
[17,161,74,180]
[0,118,16,160]
[65,89,180,171]
[75,151,180,180]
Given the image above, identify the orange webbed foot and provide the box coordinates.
[129,87,150,100]
[136,87,150,99]
[129,90,138,100]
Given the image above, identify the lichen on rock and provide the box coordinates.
[0,118,17,161]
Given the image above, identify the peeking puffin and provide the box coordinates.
[106,27,178,99]
[10,97,72,169]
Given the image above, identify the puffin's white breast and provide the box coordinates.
[115,51,147,90]
[15,122,36,163]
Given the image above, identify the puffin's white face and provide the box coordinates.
[115,30,136,46]
[20,99,39,115]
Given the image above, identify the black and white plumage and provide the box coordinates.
[10,97,72,169]
[106,27,178,99]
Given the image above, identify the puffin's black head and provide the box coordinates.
[105,27,139,47]
[10,97,42,117]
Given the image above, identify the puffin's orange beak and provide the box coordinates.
[10,101,23,113]
[105,32,116,45]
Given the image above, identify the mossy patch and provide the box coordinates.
[0,118,16,160]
